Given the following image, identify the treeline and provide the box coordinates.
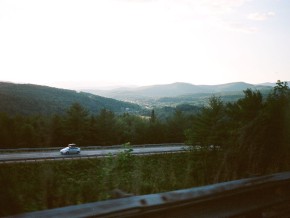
[185,80,290,176]
[0,102,192,148]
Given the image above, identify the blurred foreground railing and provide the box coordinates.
[11,171,290,218]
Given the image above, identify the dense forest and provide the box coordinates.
[0,102,192,148]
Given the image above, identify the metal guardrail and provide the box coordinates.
[11,171,290,218]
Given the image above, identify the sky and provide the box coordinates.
[0,0,290,89]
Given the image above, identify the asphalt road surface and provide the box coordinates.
[0,145,187,162]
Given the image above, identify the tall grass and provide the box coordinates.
[1,148,288,216]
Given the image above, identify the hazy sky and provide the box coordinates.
[1,0,290,89]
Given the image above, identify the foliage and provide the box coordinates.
[185,96,227,147]
[0,104,192,148]
[0,151,219,217]
[185,81,290,177]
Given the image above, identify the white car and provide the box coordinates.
[60,144,81,155]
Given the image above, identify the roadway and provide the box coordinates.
[0,145,187,163]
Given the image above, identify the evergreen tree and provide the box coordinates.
[185,96,227,148]
[64,103,89,145]
[95,109,119,145]
[49,114,65,146]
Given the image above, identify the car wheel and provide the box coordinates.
[77,151,80,154]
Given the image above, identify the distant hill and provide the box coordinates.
[84,82,272,98]
[83,82,273,107]
[0,82,141,116]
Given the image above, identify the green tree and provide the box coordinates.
[224,82,290,174]
[64,103,90,145]
[166,110,189,142]
[0,113,16,148]
[19,124,36,147]
[226,89,264,149]
[95,109,120,145]
[49,114,65,146]
[117,113,148,144]
[226,89,263,121]
[86,115,99,145]
[185,96,227,148]
[259,80,290,169]
[146,110,166,144]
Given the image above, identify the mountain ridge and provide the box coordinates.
[83,81,274,99]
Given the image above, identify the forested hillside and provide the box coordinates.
[0,82,141,116]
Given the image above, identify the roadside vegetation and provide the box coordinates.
[0,150,219,216]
